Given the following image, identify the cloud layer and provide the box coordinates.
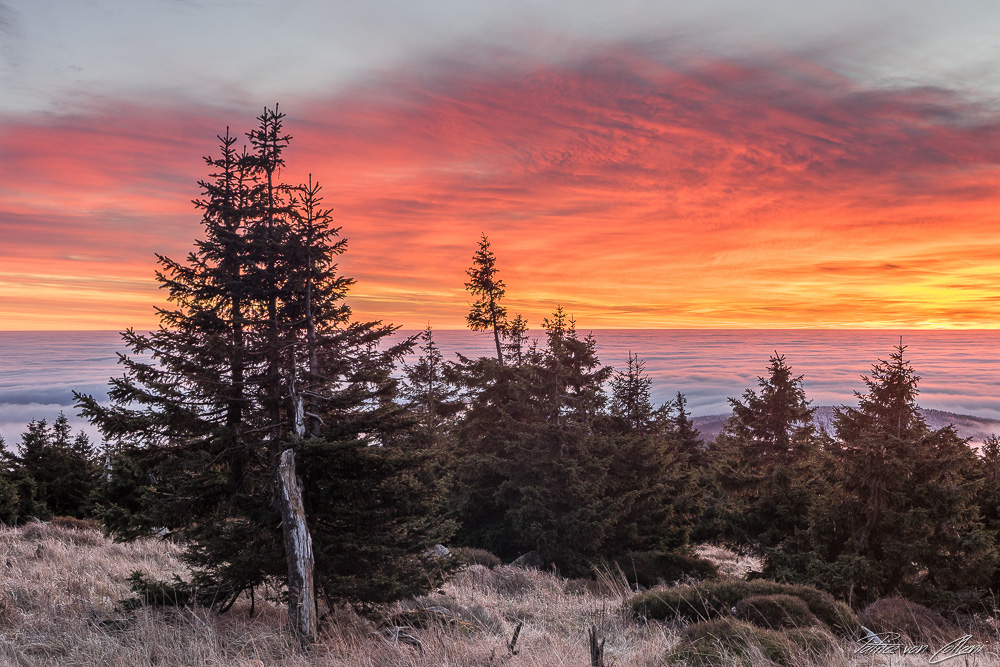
[3,45,1000,329]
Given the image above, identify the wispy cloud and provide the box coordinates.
[4,44,1000,329]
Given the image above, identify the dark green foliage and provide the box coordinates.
[465,234,508,365]
[673,392,704,463]
[978,434,1000,591]
[709,355,821,560]
[401,327,463,448]
[450,308,617,575]
[609,352,655,432]
[602,357,702,556]
[453,547,503,569]
[451,307,705,576]
[451,236,704,577]
[630,579,859,636]
[123,571,210,609]
[88,442,162,539]
[732,594,819,629]
[9,414,98,521]
[668,617,837,667]
[302,438,455,606]
[616,550,718,588]
[0,436,19,525]
[785,344,997,603]
[77,107,452,613]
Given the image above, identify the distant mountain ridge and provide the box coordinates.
[692,406,1000,444]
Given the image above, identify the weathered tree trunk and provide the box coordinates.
[276,447,317,643]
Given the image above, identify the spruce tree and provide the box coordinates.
[0,436,21,525]
[801,343,997,602]
[77,107,451,638]
[609,352,655,433]
[401,327,462,440]
[711,355,820,561]
[673,392,703,463]
[465,234,508,365]
[13,414,97,520]
[979,435,1000,591]
[601,355,700,561]
[452,307,627,575]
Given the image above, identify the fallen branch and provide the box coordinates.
[508,621,523,656]
[588,625,606,667]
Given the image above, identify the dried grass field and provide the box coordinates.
[1,520,998,666]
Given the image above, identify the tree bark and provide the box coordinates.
[276,447,317,643]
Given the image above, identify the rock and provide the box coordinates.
[372,626,423,652]
[511,551,544,570]
[424,544,450,559]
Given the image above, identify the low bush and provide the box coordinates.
[667,617,832,666]
[631,579,859,636]
[453,547,502,569]
[784,626,840,658]
[733,594,818,630]
[859,596,957,644]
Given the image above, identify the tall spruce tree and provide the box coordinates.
[673,392,703,464]
[77,107,451,640]
[609,352,656,433]
[979,435,1000,591]
[465,234,508,366]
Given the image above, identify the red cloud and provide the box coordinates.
[3,47,1000,329]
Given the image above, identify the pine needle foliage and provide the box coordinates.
[76,106,452,615]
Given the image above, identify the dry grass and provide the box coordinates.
[694,545,762,580]
[0,522,998,666]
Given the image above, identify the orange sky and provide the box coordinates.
[3,49,1000,331]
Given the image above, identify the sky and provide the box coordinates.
[3,1,1000,330]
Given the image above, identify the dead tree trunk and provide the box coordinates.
[277,447,317,643]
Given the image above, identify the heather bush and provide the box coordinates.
[667,617,825,667]
[631,578,859,636]
[453,547,502,569]
[859,596,957,644]
[733,594,819,629]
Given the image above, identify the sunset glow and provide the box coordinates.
[3,46,1000,330]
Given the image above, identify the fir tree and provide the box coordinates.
[601,355,701,559]
[503,314,530,366]
[0,436,20,525]
[795,343,996,602]
[673,392,703,461]
[13,414,97,519]
[979,434,1000,591]
[77,107,451,639]
[711,355,820,561]
[609,352,655,433]
[465,234,508,366]
[401,326,462,439]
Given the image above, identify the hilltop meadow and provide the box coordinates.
[4,519,999,666]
